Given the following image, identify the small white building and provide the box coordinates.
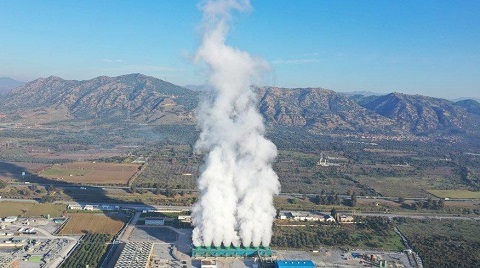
[83,205,99,211]
[324,215,336,223]
[68,204,82,210]
[3,216,18,223]
[201,260,217,268]
[278,211,324,222]
[178,215,192,223]
[279,211,293,220]
[145,218,165,225]
[340,215,354,223]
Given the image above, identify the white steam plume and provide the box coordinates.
[191,0,280,248]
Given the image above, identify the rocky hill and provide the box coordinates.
[455,99,480,116]
[0,77,25,95]
[0,74,196,124]
[356,93,479,135]
[0,74,478,138]
[258,87,398,134]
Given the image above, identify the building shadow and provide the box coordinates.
[0,160,156,215]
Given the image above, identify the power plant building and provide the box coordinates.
[192,245,273,257]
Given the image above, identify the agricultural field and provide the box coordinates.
[0,160,52,181]
[0,202,66,218]
[356,176,454,198]
[135,145,200,189]
[39,161,142,185]
[60,233,111,268]
[271,216,404,251]
[395,218,480,268]
[427,189,480,199]
[59,212,129,235]
[273,150,371,195]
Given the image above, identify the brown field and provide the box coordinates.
[29,150,124,161]
[0,202,66,218]
[39,161,141,185]
[59,213,128,235]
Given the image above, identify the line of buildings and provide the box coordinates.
[277,211,354,223]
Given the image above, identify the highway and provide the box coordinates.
[4,197,477,222]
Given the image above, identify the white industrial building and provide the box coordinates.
[278,211,324,222]
[178,215,192,223]
[201,259,217,268]
[278,211,352,223]
[67,204,82,210]
[145,218,165,225]
[3,216,18,223]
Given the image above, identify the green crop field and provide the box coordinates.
[0,202,66,218]
[28,255,43,263]
[356,176,455,198]
[40,168,90,177]
[427,189,480,199]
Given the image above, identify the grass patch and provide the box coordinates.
[0,202,66,218]
[28,255,43,263]
[427,189,480,199]
[356,176,443,198]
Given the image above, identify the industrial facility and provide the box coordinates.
[192,245,273,258]
[114,242,153,268]
[275,260,315,268]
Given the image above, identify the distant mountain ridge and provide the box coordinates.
[0,77,25,94]
[455,99,480,116]
[354,93,479,135]
[0,74,196,124]
[257,87,398,134]
[0,74,479,139]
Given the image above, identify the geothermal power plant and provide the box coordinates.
[191,0,280,253]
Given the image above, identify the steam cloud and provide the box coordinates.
[191,0,280,248]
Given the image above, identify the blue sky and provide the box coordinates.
[1,0,479,99]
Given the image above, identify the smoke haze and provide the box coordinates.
[191,0,280,247]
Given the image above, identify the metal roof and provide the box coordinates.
[276,260,315,268]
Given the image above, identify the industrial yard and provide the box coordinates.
[100,209,419,268]
[2,198,478,267]
[0,215,79,268]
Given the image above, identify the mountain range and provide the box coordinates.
[0,74,478,139]
[0,77,25,95]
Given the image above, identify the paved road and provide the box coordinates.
[61,201,480,221]
[2,197,475,221]
[344,212,480,220]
